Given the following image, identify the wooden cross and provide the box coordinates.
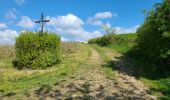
[35,13,50,35]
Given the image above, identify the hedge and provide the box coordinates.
[15,31,61,69]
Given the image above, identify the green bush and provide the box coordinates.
[15,31,61,69]
[132,0,170,65]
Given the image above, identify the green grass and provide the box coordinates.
[90,31,170,99]
[0,42,90,98]
[141,78,170,100]
[1,42,170,99]
[128,58,170,99]
[108,45,130,53]
[91,44,116,80]
[88,33,137,53]
[100,42,170,99]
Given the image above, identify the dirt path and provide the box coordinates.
[33,48,156,100]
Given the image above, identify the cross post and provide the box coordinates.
[35,13,50,35]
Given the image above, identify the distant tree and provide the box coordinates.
[102,23,116,34]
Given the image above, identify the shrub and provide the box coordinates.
[15,31,61,69]
[133,0,170,65]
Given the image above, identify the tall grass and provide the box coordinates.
[61,42,80,54]
[0,45,15,59]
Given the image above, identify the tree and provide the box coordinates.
[135,0,170,65]
[102,23,116,34]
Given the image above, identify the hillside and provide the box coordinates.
[88,33,137,53]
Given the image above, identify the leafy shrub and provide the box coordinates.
[132,0,170,65]
[15,31,61,69]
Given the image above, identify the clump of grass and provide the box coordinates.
[91,45,116,80]
[0,45,15,70]
[61,42,80,54]
[0,45,15,59]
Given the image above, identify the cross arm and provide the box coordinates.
[43,20,50,22]
[35,20,41,23]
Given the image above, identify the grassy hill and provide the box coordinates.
[88,33,137,53]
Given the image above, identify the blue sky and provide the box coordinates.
[0,0,161,43]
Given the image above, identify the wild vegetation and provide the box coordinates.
[131,0,170,67]
[88,0,170,99]
[88,33,137,53]
[130,0,170,99]
[15,31,61,69]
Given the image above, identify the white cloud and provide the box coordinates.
[52,25,102,42]
[5,8,18,19]
[47,13,102,41]
[87,12,116,26]
[15,0,25,6]
[47,13,84,30]
[87,17,103,26]
[0,29,18,44]
[114,25,139,34]
[0,23,7,29]
[94,12,114,19]
[18,16,35,29]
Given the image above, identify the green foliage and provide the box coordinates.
[132,0,170,65]
[15,31,61,69]
[89,34,115,46]
[88,33,137,53]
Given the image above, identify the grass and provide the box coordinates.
[89,32,170,99]
[108,33,137,53]
[128,58,170,100]
[0,42,91,98]
[88,33,137,53]
[99,43,170,100]
[90,44,116,80]
[108,45,130,53]
[1,41,170,99]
